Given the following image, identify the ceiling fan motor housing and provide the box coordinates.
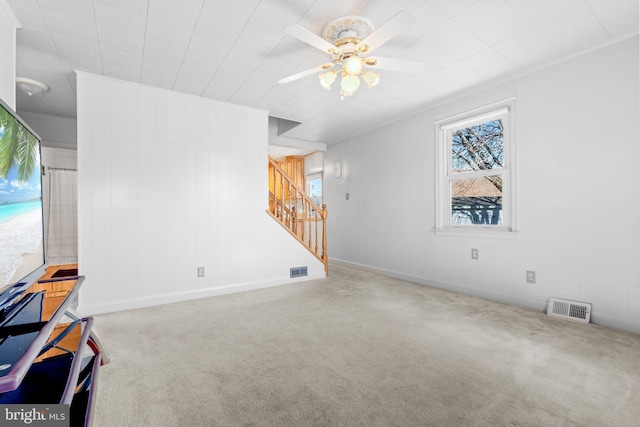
[322,15,374,44]
[321,16,374,61]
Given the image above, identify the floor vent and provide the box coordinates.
[290,266,308,278]
[547,298,591,324]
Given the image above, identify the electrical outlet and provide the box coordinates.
[471,248,478,260]
[346,192,349,200]
[526,270,536,284]
[197,267,205,278]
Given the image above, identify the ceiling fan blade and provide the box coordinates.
[357,11,415,54]
[285,25,340,55]
[364,57,424,74]
[278,63,335,84]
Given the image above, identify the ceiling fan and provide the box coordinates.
[278,11,424,99]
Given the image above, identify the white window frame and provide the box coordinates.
[434,98,518,238]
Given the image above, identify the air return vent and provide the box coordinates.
[547,298,591,324]
[290,266,308,278]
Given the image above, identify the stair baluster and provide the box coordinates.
[267,158,328,275]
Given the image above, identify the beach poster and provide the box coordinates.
[0,102,45,289]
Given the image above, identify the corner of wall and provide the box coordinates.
[0,0,19,109]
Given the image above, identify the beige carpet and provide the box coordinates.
[92,262,640,426]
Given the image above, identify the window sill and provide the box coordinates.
[433,227,520,240]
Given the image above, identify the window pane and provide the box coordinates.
[451,175,502,225]
[451,119,504,173]
[307,177,322,206]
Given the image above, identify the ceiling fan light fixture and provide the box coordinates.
[362,70,380,88]
[340,74,360,94]
[343,56,363,75]
[281,12,421,99]
[319,70,337,89]
[340,88,355,100]
[16,77,49,96]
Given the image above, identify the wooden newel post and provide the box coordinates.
[322,204,327,275]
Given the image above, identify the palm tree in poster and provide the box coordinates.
[0,105,38,183]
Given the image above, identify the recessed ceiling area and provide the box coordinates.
[268,145,314,160]
[7,0,639,145]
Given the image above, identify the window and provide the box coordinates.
[306,172,323,213]
[435,99,517,235]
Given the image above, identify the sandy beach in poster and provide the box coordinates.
[0,209,43,288]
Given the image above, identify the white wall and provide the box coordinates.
[325,36,640,333]
[76,72,324,314]
[0,0,18,109]
[41,146,77,170]
[20,112,77,150]
[304,151,323,175]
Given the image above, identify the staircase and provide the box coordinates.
[267,157,328,275]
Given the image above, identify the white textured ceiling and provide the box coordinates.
[7,0,639,145]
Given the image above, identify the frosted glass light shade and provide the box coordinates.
[340,74,360,93]
[319,71,337,89]
[362,70,380,88]
[343,57,363,75]
[16,77,49,96]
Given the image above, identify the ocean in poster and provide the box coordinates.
[0,200,43,288]
[0,199,42,223]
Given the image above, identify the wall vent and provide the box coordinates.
[547,298,591,324]
[290,266,308,278]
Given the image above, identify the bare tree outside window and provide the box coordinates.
[450,119,504,225]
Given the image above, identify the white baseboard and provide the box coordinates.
[330,258,640,334]
[331,258,547,312]
[77,272,325,316]
[590,313,640,335]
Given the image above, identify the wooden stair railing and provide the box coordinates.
[268,157,328,275]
